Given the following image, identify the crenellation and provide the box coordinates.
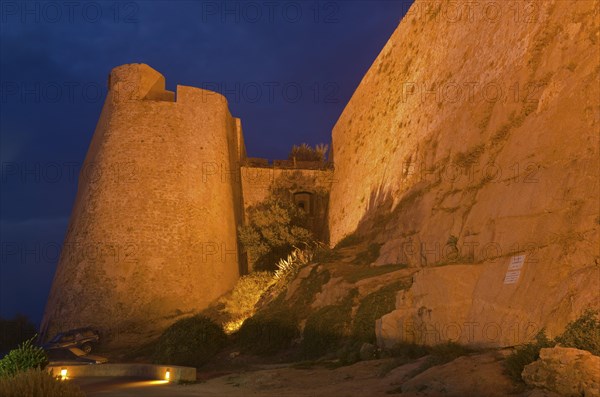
[175,84,228,107]
[108,63,175,103]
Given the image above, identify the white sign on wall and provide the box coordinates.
[504,255,526,284]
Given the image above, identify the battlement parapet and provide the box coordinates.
[109,63,175,102]
[244,157,333,170]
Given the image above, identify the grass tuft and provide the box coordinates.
[0,368,85,397]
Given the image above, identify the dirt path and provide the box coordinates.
[76,352,558,397]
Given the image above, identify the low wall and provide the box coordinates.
[46,363,196,382]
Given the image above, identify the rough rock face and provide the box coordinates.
[41,64,245,348]
[522,347,600,396]
[329,0,600,346]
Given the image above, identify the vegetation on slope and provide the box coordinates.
[0,337,47,378]
[153,315,227,368]
[0,338,84,397]
[505,310,600,383]
[238,197,313,271]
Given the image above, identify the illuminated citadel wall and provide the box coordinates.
[41,64,332,346]
[42,64,246,346]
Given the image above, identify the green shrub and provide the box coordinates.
[0,337,47,378]
[237,310,299,355]
[555,309,600,355]
[505,310,600,383]
[0,368,85,397]
[238,198,313,271]
[505,330,553,382]
[153,315,227,368]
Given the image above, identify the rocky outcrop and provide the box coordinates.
[330,0,600,347]
[522,347,600,396]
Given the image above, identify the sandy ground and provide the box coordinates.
[74,352,561,397]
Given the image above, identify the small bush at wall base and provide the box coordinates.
[0,368,86,397]
[555,309,600,355]
[0,337,48,378]
[504,331,553,383]
[237,310,299,355]
[153,315,227,368]
[505,310,600,383]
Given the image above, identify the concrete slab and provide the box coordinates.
[47,363,196,382]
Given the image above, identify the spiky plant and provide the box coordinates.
[0,336,48,378]
[273,247,314,282]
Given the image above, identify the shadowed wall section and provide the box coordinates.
[41,64,244,348]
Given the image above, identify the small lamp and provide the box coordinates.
[60,368,68,380]
[165,369,171,381]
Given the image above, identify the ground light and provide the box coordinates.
[165,369,171,381]
[60,368,68,380]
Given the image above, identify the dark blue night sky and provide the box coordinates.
[0,0,413,326]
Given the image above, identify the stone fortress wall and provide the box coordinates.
[42,64,247,347]
[328,0,599,347]
[41,64,333,346]
[43,0,599,351]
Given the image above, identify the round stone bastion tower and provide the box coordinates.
[41,64,246,348]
